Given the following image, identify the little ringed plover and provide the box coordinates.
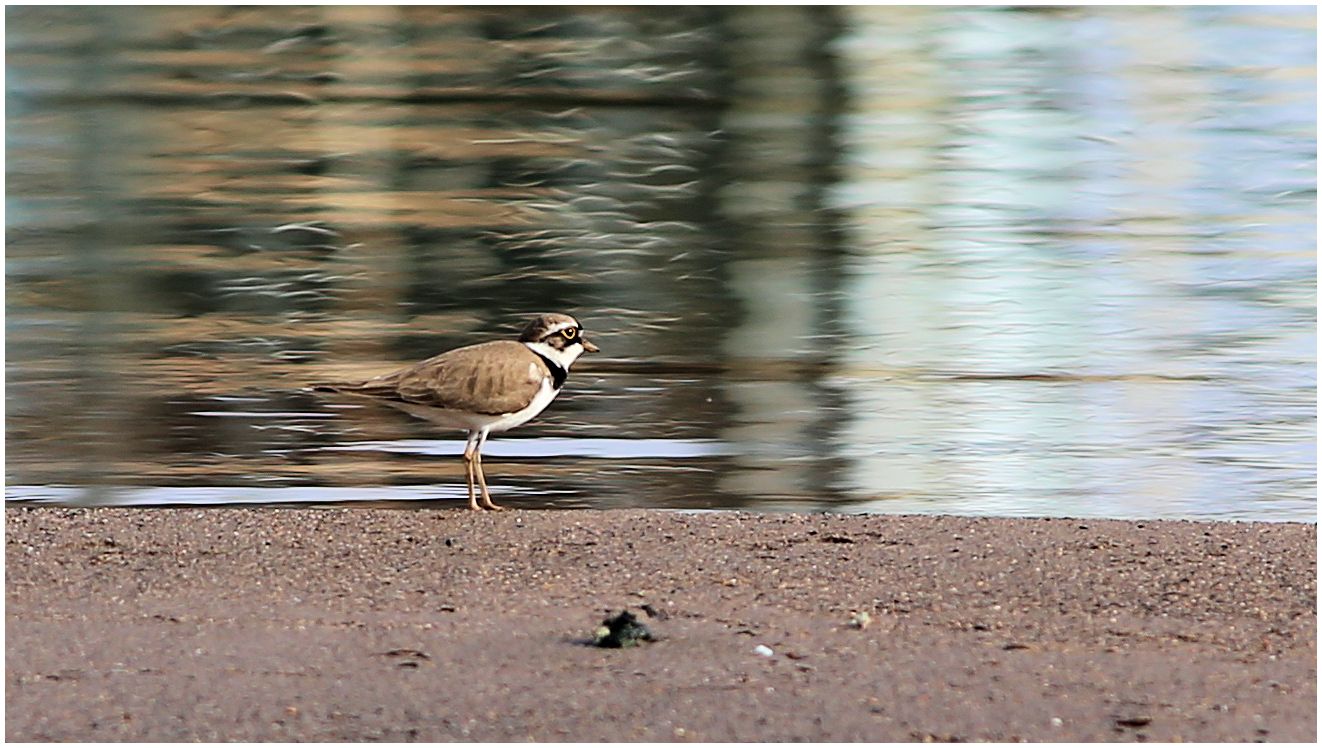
[313,312,598,510]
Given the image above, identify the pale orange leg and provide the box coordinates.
[474,430,503,511]
[462,435,480,511]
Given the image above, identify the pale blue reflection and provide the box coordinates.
[3,484,539,506]
[322,437,730,460]
[821,6,1314,520]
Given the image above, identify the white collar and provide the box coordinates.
[523,340,583,373]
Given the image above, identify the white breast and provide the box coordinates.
[483,376,560,434]
[385,375,560,435]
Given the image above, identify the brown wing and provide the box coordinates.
[316,340,549,415]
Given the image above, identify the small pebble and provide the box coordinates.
[592,610,655,648]
[753,644,774,657]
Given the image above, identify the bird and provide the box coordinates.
[312,312,598,510]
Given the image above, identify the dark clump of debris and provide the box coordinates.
[592,610,656,648]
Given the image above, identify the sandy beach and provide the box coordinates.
[5,506,1315,741]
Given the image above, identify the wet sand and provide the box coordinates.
[5,506,1315,742]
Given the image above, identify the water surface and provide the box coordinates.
[6,6,1315,521]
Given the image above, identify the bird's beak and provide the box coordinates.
[581,337,600,353]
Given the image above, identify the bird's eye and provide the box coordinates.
[561,328,577,340]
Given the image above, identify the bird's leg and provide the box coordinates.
[474,429,503,511]
[462,431,480,511]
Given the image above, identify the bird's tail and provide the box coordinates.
[307,377,400,400]
[308,381,354,393]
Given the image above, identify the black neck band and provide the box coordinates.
[532,350,568,389]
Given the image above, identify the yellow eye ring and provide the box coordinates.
[561,328,577,340]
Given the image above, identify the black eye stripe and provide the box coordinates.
[546,327,580,342]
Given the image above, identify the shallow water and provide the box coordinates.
[6,6,1316,521]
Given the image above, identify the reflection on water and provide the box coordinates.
[321,437,731,460]
[6,6,1315,521]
